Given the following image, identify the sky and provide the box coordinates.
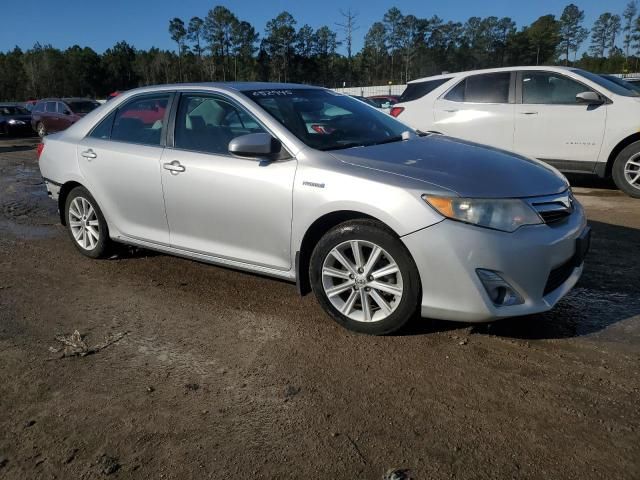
[0,0,631,55]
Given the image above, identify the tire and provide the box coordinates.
[612,141,640,198]
[36,122,46,138]
[64,186,111,258]
[310,219,420,335]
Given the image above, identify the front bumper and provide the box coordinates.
[402,202,588,322]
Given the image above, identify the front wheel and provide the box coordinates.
[310,220,421,335]
[36,122,46,137]
[612,141,640,198]
[64,186,111,258]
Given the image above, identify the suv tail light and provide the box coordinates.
[36,143,45,160]
[389,106,405,118]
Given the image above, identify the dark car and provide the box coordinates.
[0,104,33,137]
[31,98,100,137]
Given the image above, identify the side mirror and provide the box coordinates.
[228,133,282,159]
[576,91,604,105]
[63,110,72,115]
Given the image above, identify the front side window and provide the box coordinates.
[34,102,45,112]
[174,94,266,154]
[445,73,511,103]
[110,94,170,146]
[45,102,57,113]
[243,89,410,151]
[522,72,591,104]
[57,102,69,114]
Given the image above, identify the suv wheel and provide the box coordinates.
[36,122,46,137]
[64,186,111,258]
[310,220,420,335]
[612,141,640,198]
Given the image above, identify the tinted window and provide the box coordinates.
[0,106,29,115]
[45,102,57,113]
[111,94,170,145]
[57,102,69,114]
[67,100,99,114]
[244,89,410,151]
[445,73,510,103]
[522,72,591,104]
[89,111,116,140]
[175,95,266,154]
[34,102,45,113]
[400,78,451,102]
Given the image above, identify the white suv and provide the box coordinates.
[391,66,640,197]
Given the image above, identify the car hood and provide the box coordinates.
[2,114,31,122]
[328,135,568,198]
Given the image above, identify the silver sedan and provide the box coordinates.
[38,83,590,335]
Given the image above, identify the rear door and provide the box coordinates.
[513,71,607,171]
[44,101,59,132]
[57,102,74,130]
[160,92,296,270]
[77,92,173,244]
[433,72,515,151]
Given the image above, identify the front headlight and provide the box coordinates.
[8,119,25,125]
[423,195,542,232]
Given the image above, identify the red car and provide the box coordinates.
[31,97,100,137]
[366,95,400,109]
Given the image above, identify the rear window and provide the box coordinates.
[399,78,451,102]
[445,72,511,103]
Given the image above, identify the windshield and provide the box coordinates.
[242,88,411,151]
[601,74,640,93]
[0,105,29,116]
[573,69,640,97]
[67,100,100,114]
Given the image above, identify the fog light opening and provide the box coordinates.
[476,269,524,307]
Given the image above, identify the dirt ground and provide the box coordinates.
[0,136,638,480]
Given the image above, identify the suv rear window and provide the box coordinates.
[445,73,511,103]
[399,78,451,103]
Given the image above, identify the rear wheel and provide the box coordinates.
[310,220,420,335]
[64,187,111,258]
[36,122,46,137]
[612,141,640,198]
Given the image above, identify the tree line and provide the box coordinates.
[1,2,639,101]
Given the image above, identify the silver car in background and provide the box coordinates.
[38,83,590,335]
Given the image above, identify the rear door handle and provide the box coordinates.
[520,111,539,115]
[81,149,97,159]
[443,109,458,113]
[163,160,186,174]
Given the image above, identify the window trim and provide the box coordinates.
[85,92,176,147]
[515,70,611,106]
[439,72,516,105]
[167,90,291,160]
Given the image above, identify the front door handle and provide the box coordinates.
[520,111,539,115]
[163,160,186,174]
[443,109,458,113]
[81,149,97,159]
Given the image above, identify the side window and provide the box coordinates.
[34,103,44,113]
[45,102,57,113]
[400,78,451,102]
[88,111,116,140]
[174,95,266,154]
[445,73,511,103]
[110,94,170,146]
[522,72,589,104]
[57,102,68,114]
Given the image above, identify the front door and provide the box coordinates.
[513,71,607,171]
[161,93,296,270]
[77,92,173,244]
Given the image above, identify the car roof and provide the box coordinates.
[37,97,98,102]
[120,82,324,96]
[407,65,577,84]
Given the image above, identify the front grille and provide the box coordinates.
[528,191,574,225]
[544,258,576,295]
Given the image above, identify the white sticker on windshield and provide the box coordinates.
[251,90,294,97]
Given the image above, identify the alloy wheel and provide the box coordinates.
[321,239,403,323]
[624,152,640,191]
[68,196,100,250]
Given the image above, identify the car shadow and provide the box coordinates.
[402,220,640,340]
[0,144,36,153]
[565,173,618,191]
